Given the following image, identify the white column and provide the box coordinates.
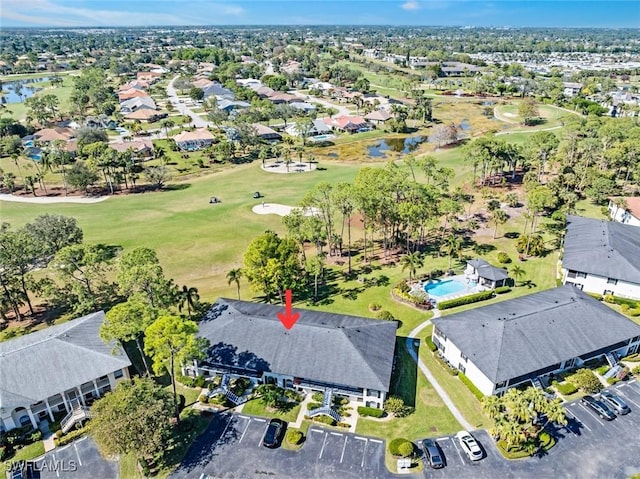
[192,360,200,377]
[26,407,38,429]
[107,372,117,391]
[62,392,71,413]
[45,398,55,422]
[92,380,100,398]
[77,387,86,406]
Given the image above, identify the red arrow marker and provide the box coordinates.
[277,289,300,330]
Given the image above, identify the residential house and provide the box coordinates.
[608,197,640,227]
[137,71,162,84]
[441,62,483,76]
[323,115,370,133]
[281,60,302,75]
[252,123,282,141]
[30,127,75,143]
[465,259,510,289]
[118,89,149,102]
[183,299,397,409]
[432,286,640,396]
[120,96,157,113]
[85,115,117,129]
[289,101,316,113]
[284,119,332,137]
[364,109,393,125]
[118,80,148,92]
[563,82,583,97]
[0,311,131,432]
[173,128,215,151]
[202,82,235,100]
[252,86,276,98]
[124,109,166,122]
[266,92,304,104]
[217,99,251,112]
[561,215,640,299]
[110,139,154,158]
[236,79,263,89]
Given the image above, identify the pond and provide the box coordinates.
[0,77,51,104]
[460,119,471,131]
[367,135,428,158]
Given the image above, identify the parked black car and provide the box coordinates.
[421,439,445,469]
[600,391,631,415]
[581,395,616,420]
[253,191,261,198]
[262,418,286,448]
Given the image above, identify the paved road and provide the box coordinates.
[167,75,211,128]
[293,90,351,117]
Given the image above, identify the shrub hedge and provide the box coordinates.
[553,381,578,395]
[497,252,511,264]
[55,425,89,447]
[358,406,384,418]
[494,286,511,294]
[571,368,603,394]
[459,373,484,400]
[586,292,604,301]
[437,290,495,310]
[312,415,335,426]
[434,354,459,376]
[424,336,437,352]
[285,429,304,446]
[389,438,413,457]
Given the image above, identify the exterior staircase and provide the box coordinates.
[531,377,543,389]
[308,389,341,423]
[61,406,92,433]
[207,374,242,405]
[605,352,618,368]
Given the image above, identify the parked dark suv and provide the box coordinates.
[581,395,616,420]
[262,418,286,448]
[600,391,631,415]
[421,439,445,468]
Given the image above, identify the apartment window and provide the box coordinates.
[461,353,468,362]
[607,278,618,285]
[114,369,124,379]
[434,327,446,341]
[567,270,577,279]
[576,272,587,279]
[495,381,506,389]
[458,364,466,374]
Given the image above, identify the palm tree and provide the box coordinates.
[482,395,503,420]
[491,209,508,239]
[442,234,462,269]
[511,265,525,286]
[400,252,424,283]
[176,285,199,319]
[226,268,243,300]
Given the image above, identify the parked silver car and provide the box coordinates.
[600,391,631,415]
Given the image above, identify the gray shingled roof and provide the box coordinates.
[432,286,640,384]
[468,259,509,282]
[0,311,131,409]
[563,215,640,284]
[198,299,398,392]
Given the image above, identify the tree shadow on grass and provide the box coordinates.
[390,338,417,408]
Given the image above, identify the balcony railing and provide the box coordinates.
[61,406,92,433]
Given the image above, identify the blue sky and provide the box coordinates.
[1,1,638,28]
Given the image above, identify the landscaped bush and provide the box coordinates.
[357,406,384,418]
[595,365,610,376]
[397,281,411,294]
[312,392,324,402]
[54,425,88,447]
[285,429,304,446]
[434,354,459,376]
[230,377,250,396]
[459,373,484,400]
[632,365,640,376]
[389,438,413,457]
[604,294,615,304]
[570,369,603,394]
[195,375,206,388]
[553,381,578,395]
[369,302,382,311]
[383,396,414,417]
[393,288,431,308]
[285,389,303,402]
[437,290,495,310]
[376,310,395,320]
[312,415,336,426]
[337,422,350,428]
[333,396,349,406]
[424,336,437,352]
[0,445,11,461]
[198,394,209,403]
[494,286,511,294]
[622,352,640,361]
[586,292,604,302]
[307,402,323,411]
[29,431,42,443]
[611,296,640,308]
[176,374,196,387]
[497,252,511,264]
[209,393,228,406]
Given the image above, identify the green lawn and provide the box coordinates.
[416,325,493,430]
[3,76,74,121]
[241,397,302,423]
[356,339,461,442]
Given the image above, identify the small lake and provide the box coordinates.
[367,136,428,158]
[0,77,51,104]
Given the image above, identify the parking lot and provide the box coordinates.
[420,379,640,479]
[9,436,118,479]
[170,413,401,479]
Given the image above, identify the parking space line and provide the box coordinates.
[253,418,266,423]
[340,436,348,463]
[370,439,383,444]
[239,415,249,420]
[318,432,329,459]
[354,436,367,441]
[567,409,593,432]
[578,403,604,427]
[450,438,465,464]
[617,389,640,409]
[239,419,251,443]
[52,453,59,478]
[216,417,234,445]
[330,432,343,436]
[74,443,82,466]
[436,437,451,442]
[361,439,368,467]
[257,423,269,447]
[311,429,324,434]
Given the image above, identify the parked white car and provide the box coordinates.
[455,431,483,461]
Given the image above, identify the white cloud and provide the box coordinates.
[0,0,245,26]
[401,1,420,10]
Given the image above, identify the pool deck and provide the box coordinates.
[410,274,482,303]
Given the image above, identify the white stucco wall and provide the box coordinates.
[608,202,640,227]
[562,268,640,300]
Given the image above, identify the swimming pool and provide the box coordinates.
[311,134,335,141]
[424,279,465,298]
